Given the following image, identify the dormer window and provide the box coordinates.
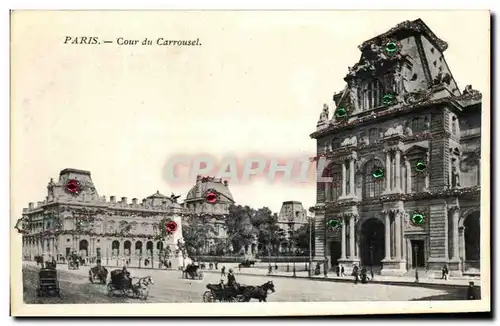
[357,74,395,111]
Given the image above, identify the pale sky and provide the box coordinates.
[11,10,490,217]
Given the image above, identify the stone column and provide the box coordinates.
[349,215,355,258]
[395,210,402,259]
[451,206,460,260]
[349,157,356,196]
[384,210,391,260]
[395,150,401,191]
[385,150,392,192]
[341,161,347,197]
[341,216,346,259]
[404,156,411,193]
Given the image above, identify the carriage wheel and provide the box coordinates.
[203,291,214,302]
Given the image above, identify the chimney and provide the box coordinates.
[28,202,34,210]
[22,208,28,213]
[37,201,43,208]
[121,197,128,205]
[110,196,116,203]
[132,198,138,205]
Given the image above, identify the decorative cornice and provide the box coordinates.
[310,97,446,139]
[323,186,480,209]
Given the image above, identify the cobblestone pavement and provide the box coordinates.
[23,262,466,303]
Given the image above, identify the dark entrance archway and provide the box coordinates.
[79,239,89,256]
[124,240,132,256]
[330,241,341,268]
[146,241,154,255]
[360,218,385,267]
[464,211,480,261]
[135,241,143,255]
[112,240,120,255]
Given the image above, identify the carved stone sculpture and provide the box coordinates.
[341,135,357,147]
[384,123,404,137]
[403,120,413,136]
[318,103,329,123]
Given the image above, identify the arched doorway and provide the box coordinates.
[464,211,480,267]
[112,240,120,256]
[79,239,89,256]
[146,241,153,255]
[124,240,132,256]
[360,218,385,267]
[135,241,143,256]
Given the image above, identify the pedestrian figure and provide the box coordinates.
[370,268,374,280]
[215,262,218,270]
[466,281,480,300]
[441,264,449,280]
[209,262,213,270]
[341,265,345,277]
[268,264,273,275]
[360,267,368,284]
[336,265,340,277]
[274,263,278,270]
[353,265,360,284]
[221,265,226,277]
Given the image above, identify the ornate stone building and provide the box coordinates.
[310,19,481,276]
[20,168,189,268]
[182,175,235,253]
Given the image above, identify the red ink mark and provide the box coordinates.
[66,179,79,193]
[206,192,217,204]
[166,221,177,233]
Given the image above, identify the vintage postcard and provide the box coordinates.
[10,10,491,317]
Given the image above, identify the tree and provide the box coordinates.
[291,221,315,255]
[182,216,215,256]
[226,205,258,254]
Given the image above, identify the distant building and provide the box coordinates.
[310,19,481,276]
[182,175,235,253]
[20,168,188,268]
[277,201,309,252]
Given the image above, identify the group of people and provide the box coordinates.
[352,265,371,284]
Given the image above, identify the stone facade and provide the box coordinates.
[183,175,235,253]
[21,168,190,269]
[311,19,481,276]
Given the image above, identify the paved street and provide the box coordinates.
[23,262,466,303]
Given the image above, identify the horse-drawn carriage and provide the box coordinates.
[202,281,276,303]
[107,269,153,300]
[36,268,61,297]
[67,254,80,270]
[182,264,203,280]
[238,259,256,268]
[89,265,108,284]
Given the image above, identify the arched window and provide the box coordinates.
[410,159,427,192]
[362,160,384,198]
[325,164,342,201]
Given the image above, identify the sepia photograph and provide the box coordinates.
[10,10,490,317]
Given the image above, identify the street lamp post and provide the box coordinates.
[414,244,419,283]
[369,244,374,280]
[308,215,313,277]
